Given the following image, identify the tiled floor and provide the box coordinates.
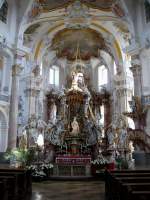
[30,180,105,200]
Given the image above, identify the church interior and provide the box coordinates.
[0,0,150,199]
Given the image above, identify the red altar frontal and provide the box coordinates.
[56,155,91,164]
[53,155,92,177]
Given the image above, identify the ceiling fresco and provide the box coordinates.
[23,0,127,61]
[51,28,109,60]
[28,0,124,22]
[38,0,116,11]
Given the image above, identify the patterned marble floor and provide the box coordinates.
[29,180,105,200]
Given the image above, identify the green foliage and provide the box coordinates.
[4,148,34,167]
[115,156,129,169]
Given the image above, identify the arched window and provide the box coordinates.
[145,0,150,23]
[0,111,7,152]
[98,65,108,90]
[0,1,8,23]
[49,65,59,86]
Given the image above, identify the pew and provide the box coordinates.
[0,176,17,200]
[105,170,150,200]
[0,167,32,200]
[0,172,26,198]
[0,180,8,200]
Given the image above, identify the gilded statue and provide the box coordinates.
[69,71,84,92]
[70,117,80,136]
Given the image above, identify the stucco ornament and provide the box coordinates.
[65,0,91,29]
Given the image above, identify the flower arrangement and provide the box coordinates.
[91,154,108,165]
[27,163,54,180]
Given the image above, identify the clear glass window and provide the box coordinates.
[98,65,108,89]
[49,66,59,86]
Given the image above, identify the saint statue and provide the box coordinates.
[69,71,83,92]
[83,86,91,117]
[46,120,54,132]
[50,101,57,124]
[128,141,134,160]
[70,117,80,136]
[119,126,128,148]
[107,127,115,149]
[49,116,64,145]
[37,117,47,135]
[28,115,37,147]
[83,118,99,146]
[19,129,27,150]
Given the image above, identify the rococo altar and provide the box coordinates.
[18,62,134,178]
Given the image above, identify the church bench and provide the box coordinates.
[120,183,150,200]
[105,170,150,200]
[0,169,32,195]
[110,170,150,173]
[111,177,150,198]
[115,176,150,183]
[123,182,150,191]
[130,191,150,200]
[0,170,32,200]
[111,172,150,177]
[0,171,27,197]
[0,180,8,200]
[0,176,17,200]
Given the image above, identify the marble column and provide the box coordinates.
[8,64,22,149]
[130,55,142,97]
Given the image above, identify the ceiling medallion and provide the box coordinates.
[65,0,91,29]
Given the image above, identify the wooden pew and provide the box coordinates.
[0,172,26,197]
[111,173,150,178]
[0,168,32,194]
[0,168,32,200]
[119,182,150,200]
[0,176,17,200]
[105,170,150,200]
[0,180,8,200]
[130,191,150,200]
